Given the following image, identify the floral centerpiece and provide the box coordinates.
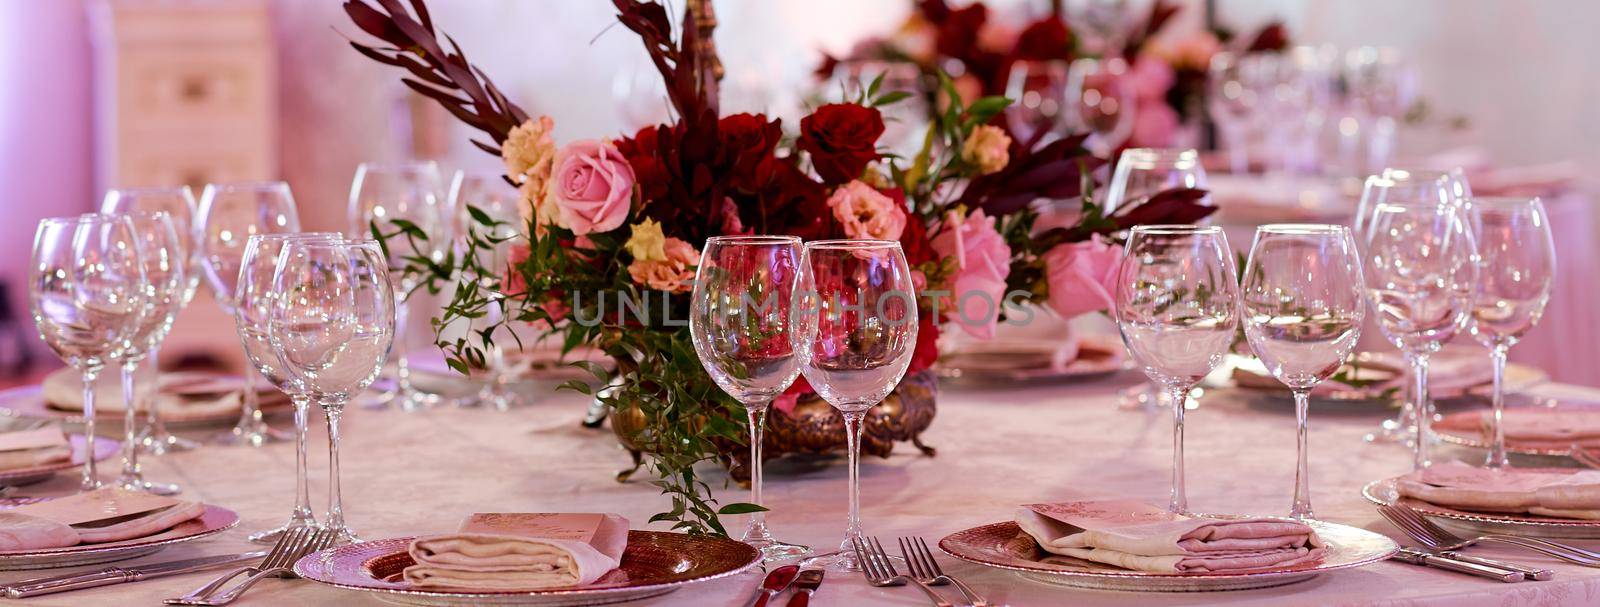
[342,0,1214,535]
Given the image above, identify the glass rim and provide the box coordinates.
[1257,223,1349,235]
[203,180,291,194]
[38,213,128,226]
[356,160,442,173]
[245,231,342,244]
[804,239,902,251]
[705,235,802,246]
[105,185,195,197]
[1468,195,1544,208]
[1127,224,1223,235]
[1119,147,1200,168]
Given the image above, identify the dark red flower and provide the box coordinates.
[1245,22,1290,53]
[1012,18,1073,61]
[615,124,671,203]
[797,103,884,185]
[894,203,938,267]
[759,161,833,239]
[931,2,987,61]
[717,113,783,192]
[907,314,939,375]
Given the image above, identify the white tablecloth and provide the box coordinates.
[5,374,1600,606]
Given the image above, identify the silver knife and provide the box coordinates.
[2,551,267,598]
[1438,550,1555,581]
[1393,548,1523,583]
[785,569,824,607]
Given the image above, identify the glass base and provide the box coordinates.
[1363,418,1416,445]
[357,379,398,410]
[213,423,290,447]
[324,523,362,546]
[115,477,180,496]
[138,429,200,455]
[802,548,903,572]
[745,538,810,563]
[249,519,318,545]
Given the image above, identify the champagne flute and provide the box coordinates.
[1114,226,1239,514]
[1467,197,1555,468]
[271,239,396,545]
[448,169,525,410]
[236,232,342,543]
[108,211,188,495]
[29,214,149,491]
[102,186,202,454]
[1005,59,1071,144]
[1241,225,1365,518]
[1364,201,1477,470]
[1104,148,1208,214]
[197,181,302,446]
[792,240,919,572]
[690,235,809,562]
[348,161,450,412]
[1066,57,1136,157]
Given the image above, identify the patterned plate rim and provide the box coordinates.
[1362,476,1600,528]
[0,504,239,557]
[938,518,1397,581]
[293,532,760,600]
[0,385,291,426]
[0,434,119,483]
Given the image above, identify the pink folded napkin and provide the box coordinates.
[0,488,207,551]
[1435,408,1600,451]
[0,513,78,551]
[1014,500,1325,573]
[404,513,628,590]
[0,427,71,472]
[1397,461,1600,519]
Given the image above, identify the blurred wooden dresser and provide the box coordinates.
[90,0,276,192]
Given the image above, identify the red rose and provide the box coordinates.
[717,113,783,192]
[932,3,987,60]
[615,124,672,204]
[798,103,884,185]
[1013,18,1073,61]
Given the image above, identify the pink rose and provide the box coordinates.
[827,180,906,240]
[627,237,700,293]
[931,210,1011,339]
[1042,236,1122,319]
[545,140,635,235]
[1129,57,1175,102]
[1128,98,1180,148]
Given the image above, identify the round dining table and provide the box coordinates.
[4,371,1599,606]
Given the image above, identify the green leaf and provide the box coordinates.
[465,204,495,226]
[716,502,769,515]
[872,91,913,107]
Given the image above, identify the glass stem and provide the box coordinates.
[323,401,347,530]
[236,367,261,434]
[1169,387,1187,514]
[394,300,415,398]
[1411,353,1432,471]
[80,365,101,491]
[290,394,315,525]
[146,348,170,438]
[118,361,141,484]
[1486,345,1511,469]
[1291,389,1313,519]
[841,410,867,548]
[743,404,772,541]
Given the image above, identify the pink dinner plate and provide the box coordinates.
[0,503,239,570]
[0,433,119,488]
[1364,476,1600,539]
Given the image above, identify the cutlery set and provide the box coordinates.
[1379,503,1588,582]
[744,564,824,607]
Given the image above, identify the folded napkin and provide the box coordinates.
[1232,349,1491,399]
[938,309,1124,372]
[1397,461,1600,519]
[1015,500,1325,573]
[0,487,207,549]
[1434,408,1600,451]
[41,368,284,418]
[404,513,628,590]
[0,427,71,472]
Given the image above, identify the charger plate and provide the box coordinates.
[1364,476,1600,539]
[0,502,238,570]
[939,516,1396,592]
[294,531,760,606]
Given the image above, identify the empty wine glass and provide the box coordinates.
[1467,197,1555,468]
[691,235,809,562]
[1114,226,1239,514]
[1104,148,1208,214]
[1241,225,1365,518]
[236,232,341,543]
[349,161,450,412]
[108,211,187,495]
[1066,57,1136,157]
[102,186,202,454]
[449,169,525,410]
[198,181,301,446]
[1207,51,1266,175]
[1364,201,1477,470]
[271,239,396,545]
[1341,47,1417,175]
[792,240,919,572]
[29,214,149,491]
[1005,59,1071,144]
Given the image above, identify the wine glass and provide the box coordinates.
[271,239,396,545]
[349,161,450,412]
[1104,148,1208,214]
[236,232,342,543]
[1207,51,1265,175]
[29,214,149,491]
[1241,225,1365,518]
[1467,197,1556,468]
[102,186,202,454]
[791,240,919,572]
[690,235,810,562]
[1341,47,1416,175]
[448,169,525,410]
[198,181,301,446]
[1005,59,1071,144]
[1066,57,1136,157]
[1364,201,1477,470]
[108,211,188,495]
[1114,226,1239,514]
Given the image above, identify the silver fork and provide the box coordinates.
[852,537,952,607]
[1378,504,1600,566]
[190,527,336,606]
[165,526,325,605]
[899,537,990,607]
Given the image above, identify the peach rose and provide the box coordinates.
[502,116,557,225]
[1042,236,1123,320]
[931,209,1012,339]
[827,180,906,240]
[961,125,1011,175]
[627,237,699,293]
[544,140,635,235]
